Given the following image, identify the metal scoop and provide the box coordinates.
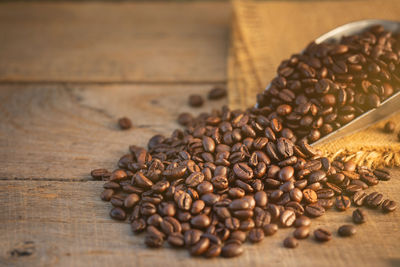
[261,19,400,146]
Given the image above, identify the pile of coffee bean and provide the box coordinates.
[94,25,398,258]
[95,104,396,258]
[256,25,400,143]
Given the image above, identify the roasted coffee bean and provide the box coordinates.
[305,204,325,217]
[233,163,254,180]
[303,189,318,204]
[184,229,203,246]
[314,228,332,242]
[221,242,243,258]
[92,168,111,180]
[248,228,265,243]
[118,117,132,130]
[335,195,351,211]
[352,190,368,207]
[352,208,366,224]
[263,223,278,236]
[188,94,204,107]
[190,237,210,256]
[191,214,211,229]
[293,226,310,239]
[280,210,296,227]
[365,192,384,208]
[338,225,356,237]
[316,188,334,199]
[177,112,194,126]
[100,189,114,201]
[208,87,227,100]
[110,207,126,220]
[381,199,397,212]
[168,232,185,247]
[294,215,311,228]
[283,237,298,248]
[373,169,390,181]
[317,198,334,210]
[205,244,222,258]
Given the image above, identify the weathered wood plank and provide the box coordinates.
[0,177,399,267]
[0,2,229,83]
[0,84,227,180]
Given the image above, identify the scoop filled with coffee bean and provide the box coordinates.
[93,21,399,258]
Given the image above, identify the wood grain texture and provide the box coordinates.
[0,84,227,180]
[0,177,399,267]
[0,2,229,83]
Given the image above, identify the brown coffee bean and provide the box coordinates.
[352,191,368,206]
[305,203,325,217]
[131,219,146,233]
[373,168,391,181]
[168,232,185,247]
[283,237,298,248]
[118,117,132,130]
[352,208,366,224]
[100,189,114,201]
[314,228,332,242]
[91,168,111,180]
[177,112,193,126]
[263,223,278,236]
[293,226,310,239]
[335,195,351,211]
[303,189,318,204]
[184,229,203,246]
[110,207,126,220]
[208,87,227,100]
[204,244,222,258]
[233,162,254,180]
[188,94,204,107]
[191,214,211,229]
[294,215,311,228]
[221,242,243,258]
[248,228,265,243]
[338,225,356,237]
[280,210,296,227]
[190,237,210,256]
[381,199,397,212]
[365,192,384,208]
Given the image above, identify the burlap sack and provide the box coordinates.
[228,0,400,168]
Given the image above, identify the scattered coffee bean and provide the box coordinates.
[314,228,332,242]
[263,223,278,236]
[338,225,356,237]
[118,117,132,130]
[382,199,397,212]
[352,208,366,224]
[208,87,227,100]
[335,195,351,211]
[188,94,204,107]
[293,226,310,239]
[95,25,398,259]
[384,121,395,133]
[283,237,298,248]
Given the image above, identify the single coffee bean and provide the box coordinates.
[190,237,210,256]
[293,226,310,239]
[221,242,243,258]
[305,204,325,217]
[230,230,247,242]
[110,207,126,220]
[263,223,278,236]
[283,237,298,248]
[381,199,397,212]
[91,168,111,180]
[233,162,254,180]
[314,228,332,242]
[352,191,368,206]
[118,117,132,130]
[303,189,318,204]
[335,195,351,211]
[248,228,265,243]
[294,215,311,228]
[204,244,222,258]
[184,229,203,246]
[352,208,366,224]
[373,168,390,181]
[191,214,211,229]
[338,225,356,237]
[177,112,193,126]
[100,189,114,201]
[384,121,395,133]
[168,232,185,247]
[365,192,384,208]
[188,94,204,107]
[280,210,296,227]
[208,87,227,100]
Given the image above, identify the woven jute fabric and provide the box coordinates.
[228,0,400,168]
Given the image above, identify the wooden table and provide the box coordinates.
[0,2,399,267]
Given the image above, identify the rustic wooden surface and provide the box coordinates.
[0,2,399,267]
